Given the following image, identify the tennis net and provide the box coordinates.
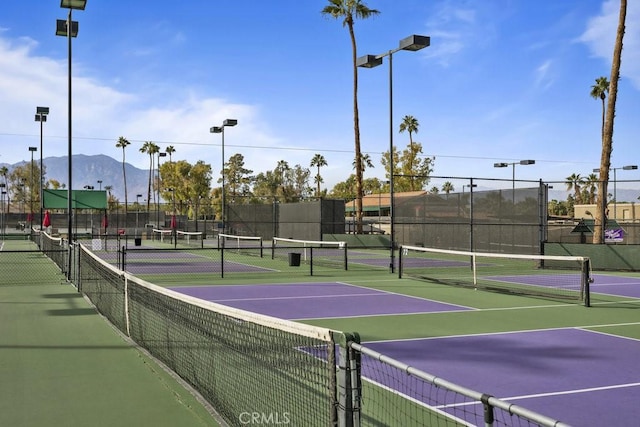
[272,237,347,270]
[217,233,263,257]
[176,230,204,248]
[152,228,174,243]
[76,243,351,426]
[399,245,591,306]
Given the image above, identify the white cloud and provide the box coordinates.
[579,0,640,89]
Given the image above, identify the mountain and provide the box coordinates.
[1,154,149,202]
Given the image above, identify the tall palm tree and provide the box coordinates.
[140,141,160,213]
[310,154,328,198]
[594,0,627,244]
[166,145,175,163]
[399,115,419,190]
[590,76,610,141]
[115,136,131,213]
[322,0,380,234]
[565,173,584,205]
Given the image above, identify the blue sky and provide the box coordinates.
[1,0,639,193]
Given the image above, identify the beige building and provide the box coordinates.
[574,203,640,222]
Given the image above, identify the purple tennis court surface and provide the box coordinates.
[169,282,470,319]
[365,328,640,426]
[590,274,640,298]
[484,273,640,299]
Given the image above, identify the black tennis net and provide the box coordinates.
[399,245,591,306]
[76,244,346,426]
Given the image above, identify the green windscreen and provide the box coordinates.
[43,189,107,210]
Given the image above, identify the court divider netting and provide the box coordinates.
[398,245,592,307]
[63,242,570,427]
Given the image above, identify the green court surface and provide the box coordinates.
[6,238,640,426]
[0,241,220,427]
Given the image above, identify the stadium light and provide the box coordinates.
[357,34,430,273]
[210,119,238,234]
[57,0,87,277]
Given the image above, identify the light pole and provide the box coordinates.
[57,0,86,277]
[35,107,49,229]
[494,160,535,204]
[593,165,637,220]
[0,184,5,239]
[156,151,166,228]
[135,194,142,236]
[28,147,37,228]
[357,34,430,273]
[0,186,5,240]
[210,119,238,234]
[97,180,102,191]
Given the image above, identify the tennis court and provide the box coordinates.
[169,282,472,319]
[20,233,640,426]
[164,271,640,426]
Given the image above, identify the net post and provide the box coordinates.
[310,247,314,276]
[271,238,275,260]
[343,242,348,271]
[583,257,591,307]
[398,245,403,279]
[481,393,495,426]
[220,244,225,279]
[335,332,361,427]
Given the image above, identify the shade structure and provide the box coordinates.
[170,215,177,229]
[43,211,51,228]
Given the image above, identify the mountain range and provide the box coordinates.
[3,154,148,201]
[1,154,638,204]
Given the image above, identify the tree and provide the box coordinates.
[222,154,253,204]
[310,154,328,198]
[565,173,584,206]
[590,77,610,141]
[399,115,420,190]
[583,173,599,205]
[115,136,131,213]
[594,0,627,244]
[322,0,380,234]
[166,145,176,163]
[140,141,159,213]
[441,181,454,195]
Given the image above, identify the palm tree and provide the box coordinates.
[399,115,419,190]
[352,153,374,171]
[166,145,175,163]
[584,173,599,204]
[594,0,627,244]
[441,181,454,196]
[115,136,131,213]
[310,154,328,198]
[322,0,380,233]
[565,173,584,205]
[140,141,160,213]
[590,77,610,141]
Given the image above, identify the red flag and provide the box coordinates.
[43,211,51,228]
[170,215,177,229]
[101,214,108,229]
